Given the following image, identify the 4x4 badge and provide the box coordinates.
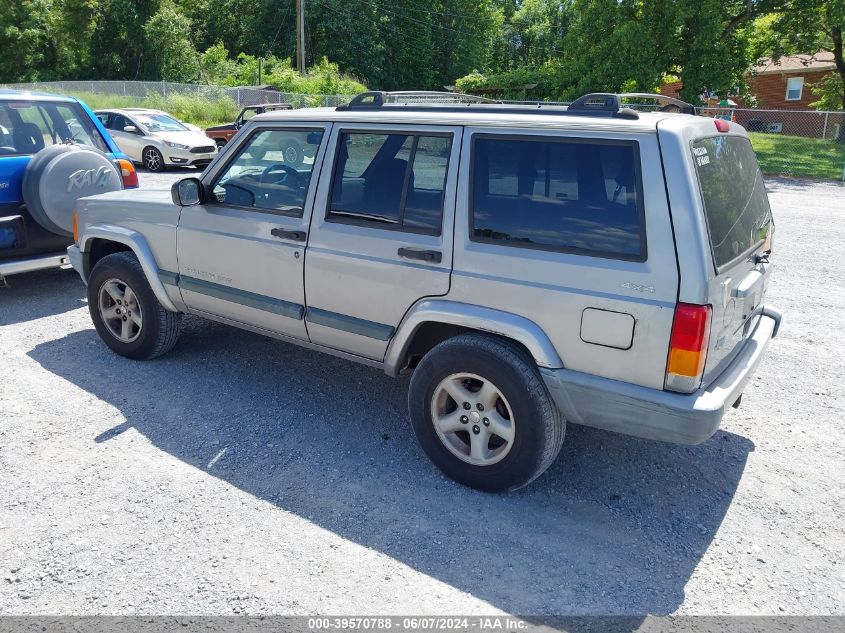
[621,281,655,293]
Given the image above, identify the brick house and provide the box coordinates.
[660,52,840,137]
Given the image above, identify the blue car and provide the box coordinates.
[0,90,138,285]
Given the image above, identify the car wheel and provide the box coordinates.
[142,146,165,172]
[88,251,181,360]
[408,333,565,492]
[214,138,227,149]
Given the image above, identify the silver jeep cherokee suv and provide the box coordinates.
[69,91,781,491]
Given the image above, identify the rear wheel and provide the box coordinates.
[408,334,564,491]
[142,146,164,172]
[87,252,181,360]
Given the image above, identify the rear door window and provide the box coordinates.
[327,131,451,235]
[470,135,645,260]
[692,135,772,268]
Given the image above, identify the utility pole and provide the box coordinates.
[295,0,305,74]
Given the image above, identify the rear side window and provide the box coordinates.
[692,136,772,268]
[470,136,645,260]
[328,131,451,234]
[0,101,109,155]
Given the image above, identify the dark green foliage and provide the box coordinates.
[0,0,836,111]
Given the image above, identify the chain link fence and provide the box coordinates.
[2,81,844,180]
[1,80,355,109]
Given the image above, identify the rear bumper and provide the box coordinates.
[541,307,782,444]
[0,252,71,279]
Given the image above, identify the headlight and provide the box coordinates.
[164,141,190,150]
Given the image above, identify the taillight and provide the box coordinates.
[72,210,79,244]
[665,303,712,393]
[116,158,139,188]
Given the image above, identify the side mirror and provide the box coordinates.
[172,178,202,206]
[123,125,138,134]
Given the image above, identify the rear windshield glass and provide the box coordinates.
[0,100,109,155]
[692,135,772,268]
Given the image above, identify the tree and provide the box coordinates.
[52,0,99,79]
[88,0,162,79]
[143,1,200,82]
[767,0,845,111]
[0,0,53,82]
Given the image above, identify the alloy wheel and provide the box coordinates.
[98,278,143,343]
[430,372,515,466]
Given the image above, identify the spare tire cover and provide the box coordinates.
[22,144,123,236]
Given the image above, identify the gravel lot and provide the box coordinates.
[1,169,843,616]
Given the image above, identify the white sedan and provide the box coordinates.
[95,108,217,172]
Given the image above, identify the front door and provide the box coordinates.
[177,123,330,340]
[304,124,461,360]
[105,113,144,162]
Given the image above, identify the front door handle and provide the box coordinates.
[271,228,306,242]
[397,247,442,263]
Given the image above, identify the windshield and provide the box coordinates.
[136,113,187,133]
[692,135,773,268]
[0,100,109,155]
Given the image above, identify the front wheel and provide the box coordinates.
[87,251,181,360]
[142,146,164,172]
[408,334,564,492]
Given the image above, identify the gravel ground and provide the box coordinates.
[0,170,843,616]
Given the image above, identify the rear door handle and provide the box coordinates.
[397,247,442,263]
[271,228,306,242]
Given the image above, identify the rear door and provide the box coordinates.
[304,124,461,360]
[690,133,774,382]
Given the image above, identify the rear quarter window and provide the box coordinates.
[692,135,772,268]
[470,135,646,261]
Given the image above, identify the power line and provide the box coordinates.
[268,0,294,56]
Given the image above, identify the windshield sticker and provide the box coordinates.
[693,147,708,156]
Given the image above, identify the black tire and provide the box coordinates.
[408,333,565,492]
[87,251,181,360]
[142,146,165,172]
[214,138,227,149]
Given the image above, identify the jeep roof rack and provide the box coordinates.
[337,91,642,119]
[335,90,697,120]
[617,93,696,114]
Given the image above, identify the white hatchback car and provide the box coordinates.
[95,108,217,172]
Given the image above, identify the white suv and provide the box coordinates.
[95,108,217,172]
[70,92,781,491]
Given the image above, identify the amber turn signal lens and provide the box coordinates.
[116,158,139,188]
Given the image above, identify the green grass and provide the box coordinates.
[54,91,240,127]
[749,132,845,181]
